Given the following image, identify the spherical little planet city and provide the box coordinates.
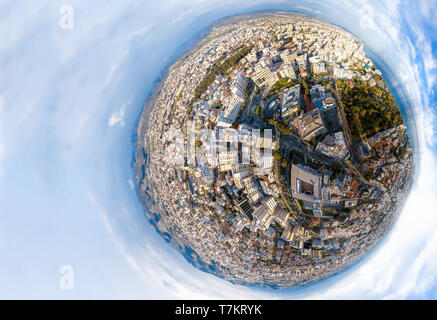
[134,12,414,288]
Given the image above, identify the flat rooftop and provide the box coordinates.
[290,164,322,202]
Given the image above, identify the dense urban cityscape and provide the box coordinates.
[134,13,414,287]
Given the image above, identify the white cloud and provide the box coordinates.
[0,96,5,174]
[128,179,134,190]
[0,96,4,115]
[294,5,321,15]
[0,226,3,252]
[108,104,126,127]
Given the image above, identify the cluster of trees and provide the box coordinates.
[396,146,405,160]
[254,104,261,116]
[317,79,332,89]
[272,77,298,90]
[192,45,254,102]
[364,170,375,180]
[339,79,403,139]
[264,78,298,101]
[334,215,347,222]
[268,119,291,135]
[273,149,283,159]
[186,103,194,117]
[302,79,310,95]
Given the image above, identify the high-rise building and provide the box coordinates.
[290,164,323,203]
[252,67,272,87]
[236,196,254,220]
[281,84,301,119]
[290,108,327,140]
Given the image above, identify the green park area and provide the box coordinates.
[338,79,403,139]
[192,45,254,102]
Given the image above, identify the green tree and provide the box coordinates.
[302,79,310,95]
[274,150,283,159]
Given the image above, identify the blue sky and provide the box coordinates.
[0,0,436,299]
